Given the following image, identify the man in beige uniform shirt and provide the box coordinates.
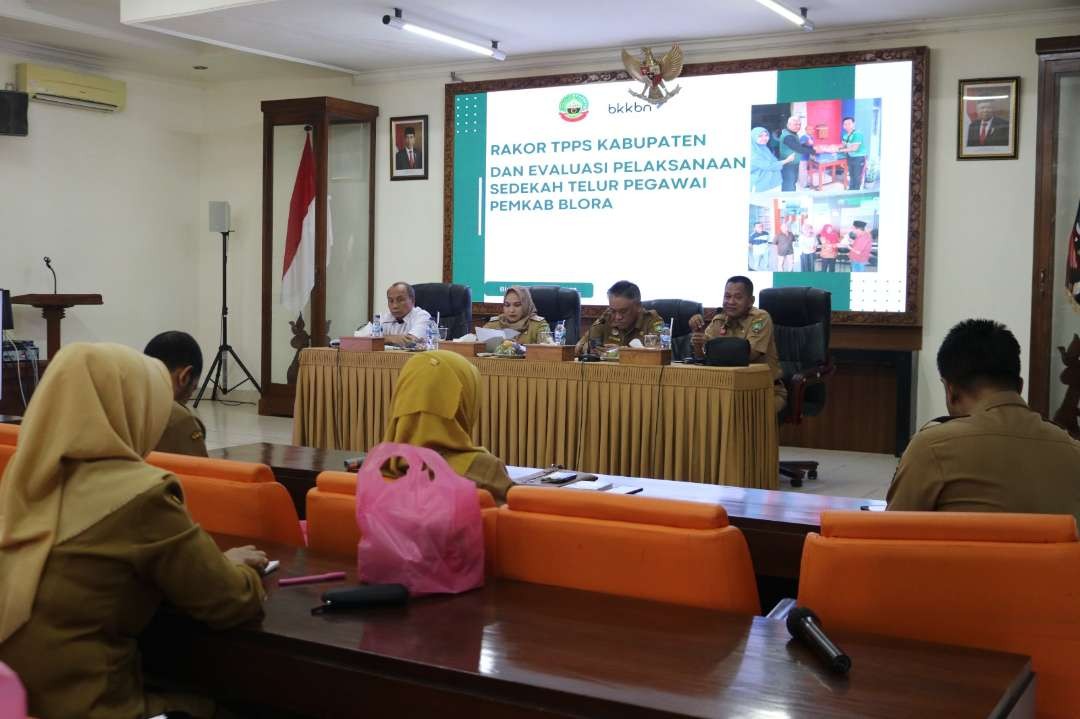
[144,331,209,456]
[887,319,1080,526]
[689,276,788,413]
[576,280,666,356]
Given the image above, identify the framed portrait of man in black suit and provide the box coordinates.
[958,77,1019,160]
[390,115,428,180]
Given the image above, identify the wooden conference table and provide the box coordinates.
[142,535,1035,719]
[293,347,779,489]
[211,442,885,582]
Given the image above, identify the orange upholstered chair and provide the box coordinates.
[798,511,1080,719]
[147,452,276,484]
[0,444,14,481]
[147,452,303,545]
[175,474,305,547]
[495,486,760,614]
[305,470,498,574]
[0,423,19,446]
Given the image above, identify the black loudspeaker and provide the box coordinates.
[1,289,12,331]
[0,91,29,137]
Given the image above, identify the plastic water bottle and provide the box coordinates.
[371,314,383,338]
[553,320,566,346]
[426,319,439,350]
[659,323,672,351]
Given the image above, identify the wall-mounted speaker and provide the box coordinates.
[209,201,231,233]
[0,91,28,137]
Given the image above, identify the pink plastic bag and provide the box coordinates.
[0,662,27,719]
[355,442,484,596]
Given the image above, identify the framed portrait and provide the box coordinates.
[390,115,428,180]
[957,77,1019,160]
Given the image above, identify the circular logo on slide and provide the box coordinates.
[559,93,589,122]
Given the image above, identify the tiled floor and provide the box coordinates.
[193,400,897,501]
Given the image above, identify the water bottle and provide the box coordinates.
[553,320,566,345]
[371,314,383,338]
[659,323,672,351]
[426,319,439,350]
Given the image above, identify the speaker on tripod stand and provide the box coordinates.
[194,201,262,407]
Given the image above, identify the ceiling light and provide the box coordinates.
[382,8,506,61]
[752,0,816,31]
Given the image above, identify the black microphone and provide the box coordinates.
[786,606,851,675]
[43,256,57,294]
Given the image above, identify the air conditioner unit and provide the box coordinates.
[15,63,126,112]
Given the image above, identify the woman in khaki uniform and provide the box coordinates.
[0,343,267,719]
[382,350,512,502]
[484,286,550,344]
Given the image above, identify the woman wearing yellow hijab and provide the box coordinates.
[0,343,266,719]
[484,286,550,344]
[383,350,512,502]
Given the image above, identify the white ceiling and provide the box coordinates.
[2,0,1079,81]
[0,0,343,81]
[121,0,1080,73]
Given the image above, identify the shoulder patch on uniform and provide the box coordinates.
[191,430,204,441]
[750,319,766,333]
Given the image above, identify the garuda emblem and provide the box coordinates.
[621,44,684,106]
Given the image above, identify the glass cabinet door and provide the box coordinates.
[325,121,373,339]
[1048,71,1080,426]
[269,124,313,388]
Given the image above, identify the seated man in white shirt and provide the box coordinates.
[356,281,432,346]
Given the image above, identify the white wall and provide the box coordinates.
[195,14,1080,426]
[0,55,205,358]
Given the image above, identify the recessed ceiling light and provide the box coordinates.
[193,65,208,70]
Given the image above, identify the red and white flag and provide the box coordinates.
[281,134,332,314]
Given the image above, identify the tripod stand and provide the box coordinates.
[194,231,261,407]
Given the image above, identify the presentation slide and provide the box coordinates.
[451,61,914,312]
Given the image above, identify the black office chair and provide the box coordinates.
[641,299,703,360]
[758,287,834,487]
[528,286,582,347]
[412,283,472,340]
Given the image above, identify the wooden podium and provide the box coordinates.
[11,294,103,359]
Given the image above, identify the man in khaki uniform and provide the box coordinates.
[144,331,208,456]
[887,319,1080,526]
[689,276,787,413]
[576,280,666,356]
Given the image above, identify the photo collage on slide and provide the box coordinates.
[747,98,882,275]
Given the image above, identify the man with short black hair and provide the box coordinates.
[144,330,208,456]
[395,127,423,170]
[576,280,665,356]
[838,116,866,190]
[887,319,1080,523]
[689,276,786,412]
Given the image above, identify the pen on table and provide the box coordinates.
[278,571,347,587]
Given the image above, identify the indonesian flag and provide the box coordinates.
[281,135,332,314]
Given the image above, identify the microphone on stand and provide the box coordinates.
[43,257,57,294]
[786,606,851,675]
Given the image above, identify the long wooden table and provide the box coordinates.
[142,535,1035,719]
[293,348,779,488]
[211,442,885,583]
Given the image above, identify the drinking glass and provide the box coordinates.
[643,334,660,349]
[538,330,553,345]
